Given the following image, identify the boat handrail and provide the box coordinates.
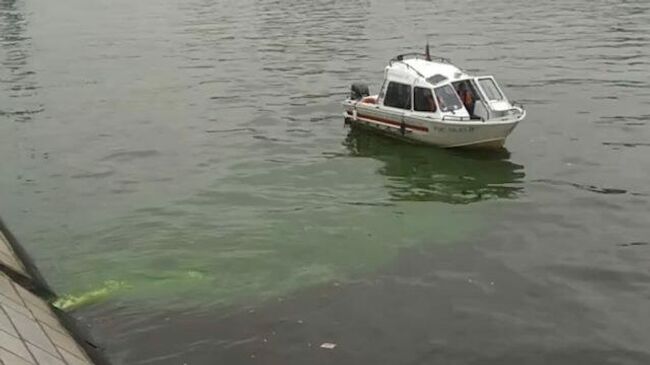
[389,53,451,65]
[389,53,452,80]
[393,61,426,78]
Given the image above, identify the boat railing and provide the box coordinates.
[389,53,451,65]
[389,53,452,78]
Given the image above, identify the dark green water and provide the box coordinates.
[1,0,649,363]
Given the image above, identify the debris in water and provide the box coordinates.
[618,241,648,247]
[320,342,337,349]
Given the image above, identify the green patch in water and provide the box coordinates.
[54,280,131,310]
[50,133,524,311]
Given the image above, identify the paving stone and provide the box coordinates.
[26,343,65,365]
[15,285,51,313]
[42,323,88,361]
[0,328,32,361]
[0,347,35,365]
[36,314,66,336]
[60,348,92,365]
[0,274,21,305]
[1,297,34,321]
[5,306,57,354]
[0,232,12,256]
[29,306,61,332]
[0,308,18,337]
[0,241,12,257]
[0,250,27,277]
[1,294,32,320]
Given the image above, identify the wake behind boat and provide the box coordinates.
[343,48,525,149]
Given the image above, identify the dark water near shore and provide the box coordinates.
[1,0,649,363]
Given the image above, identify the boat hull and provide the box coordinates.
[343,101,523,149]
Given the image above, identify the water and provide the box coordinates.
[1,0,649,363]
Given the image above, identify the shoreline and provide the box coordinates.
[0,216,109,365]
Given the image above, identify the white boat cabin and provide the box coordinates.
[366,53,517,122]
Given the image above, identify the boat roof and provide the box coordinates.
[385,53,469,86]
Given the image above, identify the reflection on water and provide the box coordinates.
[344,127,525,203]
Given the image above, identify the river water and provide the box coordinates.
[1,0,649,364]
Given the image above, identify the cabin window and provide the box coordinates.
[383,82,411,110]
[414,87,437,112]
[453,80,481,118]
[478,78,504,101]
[434,84,463,112]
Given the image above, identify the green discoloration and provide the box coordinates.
[20,133,522,311]
[54,280,131,310]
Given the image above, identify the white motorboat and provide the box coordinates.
[342,49,525,149]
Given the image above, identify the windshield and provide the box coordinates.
[434,84,463,112]
[478,78,504,101]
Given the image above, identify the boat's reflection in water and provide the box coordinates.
[343,127,525,204]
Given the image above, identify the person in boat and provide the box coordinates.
[414,86,437,112]
[455,81,479,118]
[458,83,473,114]
[426,94,437,112]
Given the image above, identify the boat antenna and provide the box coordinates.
[425,41,431,61]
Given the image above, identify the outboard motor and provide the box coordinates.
[350,83,369,100]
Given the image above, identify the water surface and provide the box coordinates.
[1,0,649,364]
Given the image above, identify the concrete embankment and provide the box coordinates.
[0,217,108,365]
